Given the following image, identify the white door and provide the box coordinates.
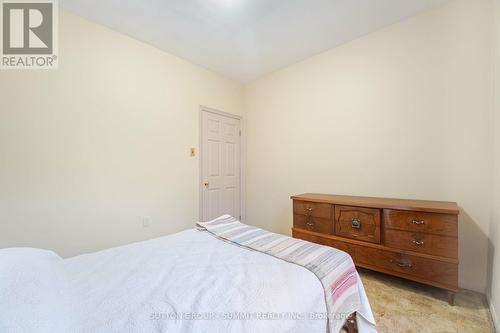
[201,110,241,222]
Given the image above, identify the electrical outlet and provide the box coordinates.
[142,216,150,228]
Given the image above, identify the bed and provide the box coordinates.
[0,218,376,333]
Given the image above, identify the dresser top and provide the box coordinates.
[291,193,459,215]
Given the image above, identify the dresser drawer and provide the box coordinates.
[292,229,354,255]
[293,214,333,234]
[384,209,458,237]
[384,229,458,259]
[293,201,332,219]
[355,246,458,289]
[334,205,381,243]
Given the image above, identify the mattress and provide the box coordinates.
[1,228,376,333]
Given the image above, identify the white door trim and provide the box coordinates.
[199,105,245,223]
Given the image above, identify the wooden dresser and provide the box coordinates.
[291,193,459,305]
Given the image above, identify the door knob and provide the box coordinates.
[203,181,209,187]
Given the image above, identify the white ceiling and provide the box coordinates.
[61,0,449,82]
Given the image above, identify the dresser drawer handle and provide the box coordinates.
[305,214,315,230]
[412,220,425,225]
[351,218,361,229]
[412,240,424,246]
[306,207,314,212]
[391,259,413,268]
[396,262,413,268]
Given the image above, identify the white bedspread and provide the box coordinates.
[1,229,376,333]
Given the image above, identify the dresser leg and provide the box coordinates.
[447,291,455,306]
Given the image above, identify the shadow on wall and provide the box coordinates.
[459,209,488,291]
[486,213,497,300]
[278,201,294,236]
[487,236,494,301]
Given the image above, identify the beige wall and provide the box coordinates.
[0,0,497,298]
[244,0,493,293]
[488,0,500,327]
[0,11,244,257]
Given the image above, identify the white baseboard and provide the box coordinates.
[488,296,500,333]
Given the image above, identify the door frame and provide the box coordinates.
[199,105,245,223]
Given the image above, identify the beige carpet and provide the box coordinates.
[356,269,496,333]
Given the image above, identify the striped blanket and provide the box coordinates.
[196,215,361,333]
